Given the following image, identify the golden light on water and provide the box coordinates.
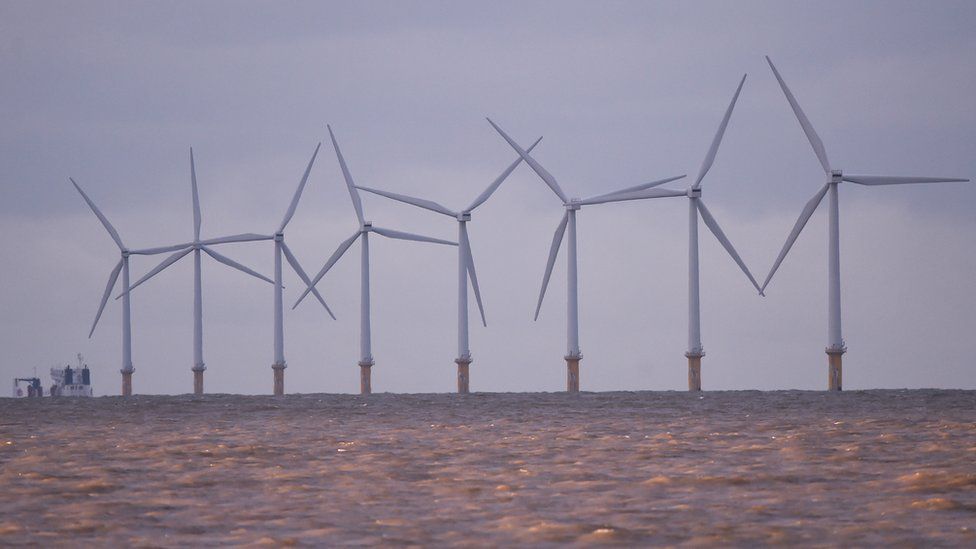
[0,390,974,545]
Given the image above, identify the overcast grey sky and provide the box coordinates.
[2,1,974,395]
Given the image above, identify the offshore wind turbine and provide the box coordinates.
[762,56,970,390]
[681,74,763,391]
[70,178,164,396]
[355,136,542,393]
[268,142,336,396]
[293,125,458,395]
[122,148,276,394]
[487,118,685,392]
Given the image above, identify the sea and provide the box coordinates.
[1,390,974,546]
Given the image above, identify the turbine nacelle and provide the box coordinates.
[274,232,284,243]
[687,188,702,199]
[565,199,581,211]
[457,212,472,222]
[361,221,373,232]
[830,170,843,184]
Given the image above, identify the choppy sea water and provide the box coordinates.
[1,390,974,546]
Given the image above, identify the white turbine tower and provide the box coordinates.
[293,125,458,395]
[70,178,158,396]
[487,118,685,392]
[682,74,763,391]
[122,148,276,394]
[762,56,970,390]
[269,142,336,396]
[354,136,542,393]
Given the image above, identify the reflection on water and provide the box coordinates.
[1,390,974,545]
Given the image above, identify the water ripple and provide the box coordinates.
[1,390,974,546]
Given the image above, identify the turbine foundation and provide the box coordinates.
[455,358,471,394]
[272,363,286,396]
[359,361,373,395]
[565,356,581,393]
[686,351,704,391]
[827,348,844,391]
[121,369,133,397]
[192,366,205,395]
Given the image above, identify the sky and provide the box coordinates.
[1,0,974,395]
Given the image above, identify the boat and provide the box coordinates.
[11,354,93,398]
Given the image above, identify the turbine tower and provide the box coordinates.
[487,118,685,392]
[762,56,969,390]
[355,136,542,393]
[122,148,276,394]
[682,74,763,391]
[269,142,336,396]
[70,178,164,396]
[294,125,458,395]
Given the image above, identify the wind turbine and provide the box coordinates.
[293,125,458,395]
[70,177,165,396]
[487,118,685,392]
[354,135,543,393]
[681,74,764,391]
[122,148,276,394]
[268,142,337,396]
[762,56,970,390]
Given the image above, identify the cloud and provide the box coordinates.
[1,1,974,394]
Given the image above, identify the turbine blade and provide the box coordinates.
[486,118,569,203]
[694,74,747,189]
[201,246,274,285]
[696,200,763,294]
[328,125,366,225]
[460,228,487,327]
[580,175,687,203]
[279,142,321,232]
[356,185,457,217]
[760,182,830,292]
[280,241,336,320]
[535,212,569,320]
[69,178,125,250]
[190,147,202,240]
[198,233,275,246]
[371,226,458,246]
[765,56,831,174]
[127,242,195,255]
[842,174,969,186]
[466,135,544,212]
[577,186,687,206]
[293,231,360,309]
[89,259,123,338]
[119,247,193,298]
[131,234,269,256]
